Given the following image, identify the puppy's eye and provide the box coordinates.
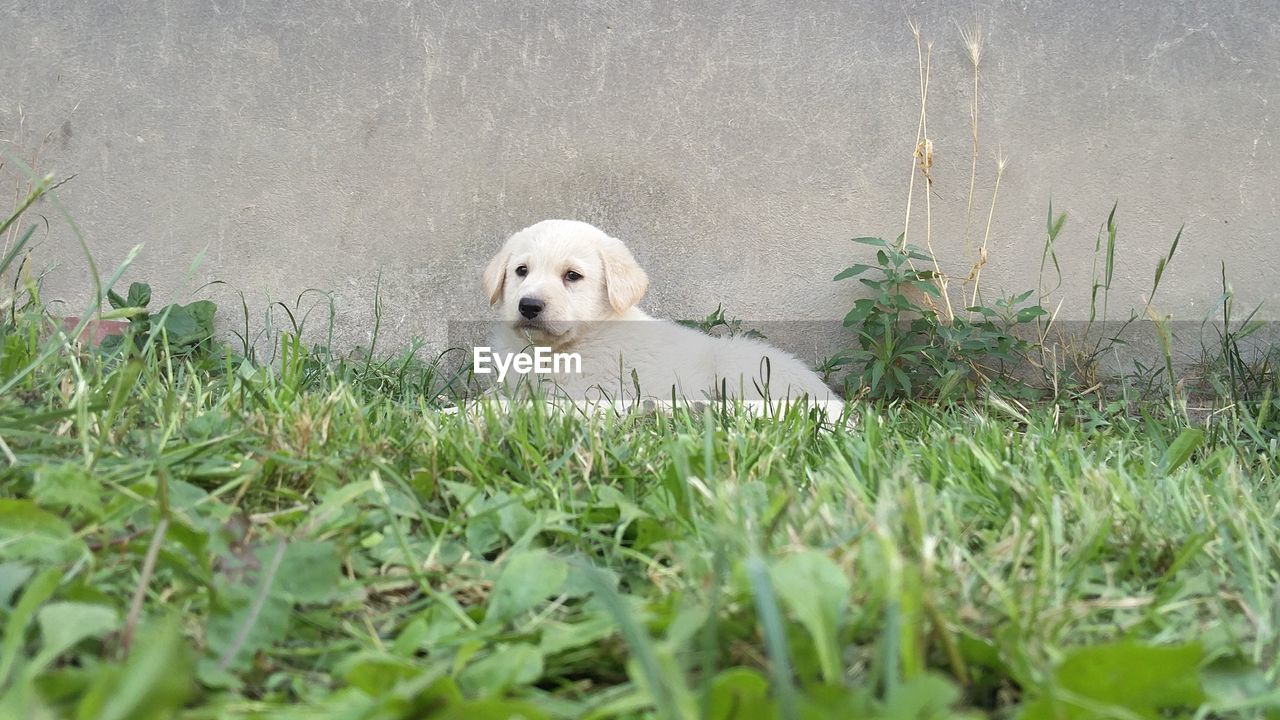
[515,265,528,277]
[564,270,583,282]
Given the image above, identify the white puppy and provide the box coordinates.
[480,220,844,416]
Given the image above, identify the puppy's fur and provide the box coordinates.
[482,220,842,414]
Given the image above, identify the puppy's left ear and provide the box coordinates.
[481,249,509,306]
[599,236,649,313]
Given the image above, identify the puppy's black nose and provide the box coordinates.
[518,297,545,319]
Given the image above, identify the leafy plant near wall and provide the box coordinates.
[678,303,766,339]
[823,18,1209,408]
[810,19,1054,402]
[824,237,1046,401]
[103,281,217,357]
[825,237,941,398]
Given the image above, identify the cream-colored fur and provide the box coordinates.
[481,220,843,415]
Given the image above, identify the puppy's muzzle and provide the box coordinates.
[518,297,545,320]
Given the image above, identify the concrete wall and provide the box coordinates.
[2,0,1277,360]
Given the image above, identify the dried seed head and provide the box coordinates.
[915,138,935,174]
[959,22,984,68]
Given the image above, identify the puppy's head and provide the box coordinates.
[482,220,649,345]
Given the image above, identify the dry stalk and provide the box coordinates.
[968,149,1008,307]
[904,22,953,321]
[901,20,927,252]
[959,22,984,254]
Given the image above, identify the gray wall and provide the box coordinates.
[2,0,1277,359]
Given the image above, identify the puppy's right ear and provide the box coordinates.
[481,249,509,306]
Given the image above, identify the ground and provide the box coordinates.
[0,310,1277,719]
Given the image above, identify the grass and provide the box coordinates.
[1,285,1278,718]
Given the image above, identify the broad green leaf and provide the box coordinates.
[915,279,942,297]
[30,602,119,674]
[390,616,432,657]
[153,300,216,349]
[539,613,617,655]
[1021,642,1205,719]
[851,236,888,247]
[882,674,965,720]
[796,683,877,718]
[76,615,193,720]
[594,484,648,524]
[494,491,537,541]
[704,667,776,720]
[843,299,876,328]
[833,264,874,281]
[1056,642,1204,707]
[274,540,344,604]
[202,589,291,674]
[485,550,568,625]
[894,367,912,396]
[0,562,33,607]
[1160,429,1205,474]
[0,500,88,565]
[1016,306,1049,323]
[956,631,1007,674]
[31,464,102,517]
[457,643,543,696]
[769,550,850,683]
[125,282,152,308]
[562,561,619,599]
[1201,655,1280,714]
[0,567,61,688]
[361,671,460,717]
[339,651,424,695]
